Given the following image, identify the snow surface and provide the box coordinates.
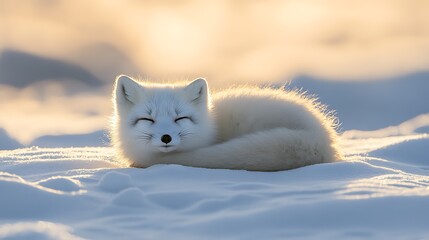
[1,74,429,239]
[1,117,429,239]
[29,130,110,148]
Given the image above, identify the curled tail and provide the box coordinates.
[155,128,342,171]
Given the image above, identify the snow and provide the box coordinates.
[1,124,429,239]
[29,130,110,148]
[287,72,429,131]
[1,72,429,239]
[0,222,82,240]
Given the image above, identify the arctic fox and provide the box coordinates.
[111,75,342,171]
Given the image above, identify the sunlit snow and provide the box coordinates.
[1,120,428,239]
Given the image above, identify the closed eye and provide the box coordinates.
[175,116,191,122]
[137,117,155,123]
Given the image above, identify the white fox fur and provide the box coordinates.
[111,75,342,171]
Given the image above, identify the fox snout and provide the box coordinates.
[155,133,179,153]
[161,134,172,144]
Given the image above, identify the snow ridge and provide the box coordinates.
[1,127,429,239]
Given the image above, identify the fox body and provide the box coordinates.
[111,75,342,171]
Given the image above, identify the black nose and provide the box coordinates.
[161,134,172,144]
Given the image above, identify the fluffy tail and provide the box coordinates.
[156,128,342,171]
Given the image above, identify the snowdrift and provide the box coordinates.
[1,121,428,239]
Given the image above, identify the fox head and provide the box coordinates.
[112,75,216,162]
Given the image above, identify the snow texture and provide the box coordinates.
[1,119,429,239]
[1,74,429,239]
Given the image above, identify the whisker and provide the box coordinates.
[179,130,194,139]
[135,131,153,144]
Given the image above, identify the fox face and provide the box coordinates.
[113,75,215,156]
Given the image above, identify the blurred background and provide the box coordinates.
[1,0,428,149]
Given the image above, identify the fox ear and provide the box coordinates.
[114,75,142,105]
[183,78,208,104]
